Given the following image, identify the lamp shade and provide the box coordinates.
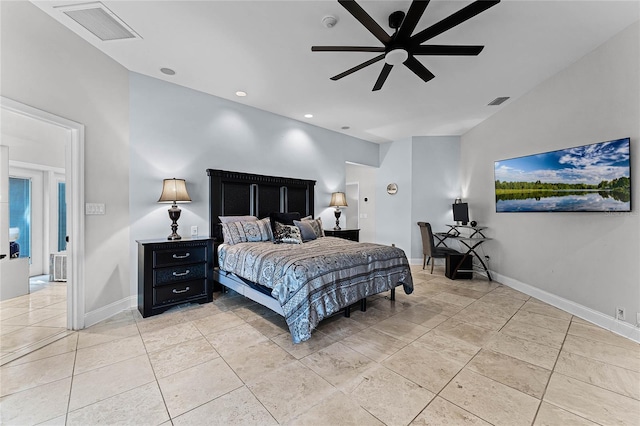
[158,178,191,203]
[329,192,348,208]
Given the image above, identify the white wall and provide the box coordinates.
[461,22,640,330]
[129,73,380,293]
[1,1,131,314]
[346,163,377,243]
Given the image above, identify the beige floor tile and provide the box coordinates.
[74,334,147,374]
[32,312,67,328]
[568,321,640,351]
[141,321,204,353]
[0,324,23,336]
[205,322,269,356]
[37,414,68,425]
[419,298,464,317]
[66,382,169,426]
[521,298,573,320]
[232,301,280,322]
[501,319,567,349]
[247,360,336,423]
[431,291,478,307]
[453,306,512,331]
[441,369,539,426]
[371,315,430,343]
[484,332,559,370]
[315,314,367,340]
[68,354,156,411]
[2,308,64,326]
[301,341,376,393]
[350,364,435,426]
[272,329,337,359]
[0,326,67,352]
[468,349,551,398]
[555,351,640,400]
[544,373,640,425]
[412,396,492,425]
[433,318,497,347]
[224,339,296,383]
[349,306,395,327]
[4,333,78,366]
[158,357,243,418]
[149,335,220,379]
[391,304,450,329]
[342,327,407,362]
[438,282,488,299]
[0,306,30,320]
[478,292,527,311]
[178,302,225,322]
[285,391,384,426]
[1,352,75,397]
[415,329,481,365]
[172,386,277,426]
[245,313,289,337]
[533,402,598,425]
[510,310,571,333]
[135,309,189,334]
[77,321,139,349]
[490,285,531,301]
[0,377,71,425]
[562,334,640,372]
[383,342,465,393]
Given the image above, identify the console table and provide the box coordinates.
[436,225,492,281]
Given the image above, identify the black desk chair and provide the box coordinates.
[417,222,459,273]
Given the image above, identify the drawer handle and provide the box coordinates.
[172,270,190,277]
[172,253,190,259]
[173,287,190,294]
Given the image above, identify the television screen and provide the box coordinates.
[452,202,469,223]
[495,137,631,212]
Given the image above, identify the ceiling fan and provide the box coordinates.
[312,0,500,91]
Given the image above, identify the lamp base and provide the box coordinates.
[167,204,182,240]
[334,208,341,230]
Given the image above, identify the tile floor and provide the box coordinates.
[1,265,639,425]
[1,275,68,365]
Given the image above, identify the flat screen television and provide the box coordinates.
[495,137,631,212]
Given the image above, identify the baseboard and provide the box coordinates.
[491,271,640,343]
[83,295,137,328]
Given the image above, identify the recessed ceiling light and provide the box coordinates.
[304,114,313,118]
[235,91,247,97]
[160,68,175,76]
[341,126,350,130]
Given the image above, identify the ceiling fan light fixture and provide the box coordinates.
[385,48,408,66]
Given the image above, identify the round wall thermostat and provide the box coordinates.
[386,183,398,195]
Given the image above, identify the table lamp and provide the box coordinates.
[158,178,191,240]
[329,192,348,230]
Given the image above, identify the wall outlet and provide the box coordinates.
[85,203,105,215]
[616,307,625,321]
[191,226,198,237]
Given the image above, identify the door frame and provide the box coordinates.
[1,96,85,330]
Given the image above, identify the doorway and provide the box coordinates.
[1,97,85,332]
[345,182,359,230]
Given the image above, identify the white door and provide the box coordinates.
[345,182,359,230]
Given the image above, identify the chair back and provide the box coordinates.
[417,222,436,257]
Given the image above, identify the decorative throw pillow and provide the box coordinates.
[303,217,324,238]
[219,215,258,223]
[222,218,273,244]
[269,212,301,234]
[293,220,317,242]
[274,221,302,244]
[221,221,248,245]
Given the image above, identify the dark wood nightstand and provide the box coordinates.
[137,237,213,318]
[324,229,360,242]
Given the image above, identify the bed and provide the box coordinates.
[207,169,413,343]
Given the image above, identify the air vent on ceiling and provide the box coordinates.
[488,97,510,106]
[55,2,141,41]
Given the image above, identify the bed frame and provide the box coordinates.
[207,169,371,317]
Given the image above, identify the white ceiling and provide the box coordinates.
[32,1,639,144]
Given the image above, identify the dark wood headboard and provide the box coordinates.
[207,169,316,241]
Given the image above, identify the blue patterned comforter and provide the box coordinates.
[218,237,413,343]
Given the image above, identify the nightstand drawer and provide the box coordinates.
[153,246,207,267]
[153,280,206,305]
[154,263,206,286]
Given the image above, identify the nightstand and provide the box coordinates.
[137,237,213,318]
[324,229,360,242]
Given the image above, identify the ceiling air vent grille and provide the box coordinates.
[55,2,141,41]
[488,97,510,106]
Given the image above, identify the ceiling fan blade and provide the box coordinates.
[404,56,435,83]
[412,45,485,55]
[338,0,391,44]
[330,54,385,81]
[373,63,393,91]
[411,0,500,45]
[396,0,430,41]
[312,46,385,52]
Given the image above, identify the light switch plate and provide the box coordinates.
[85,203,105,215]
[191,226,198,237]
